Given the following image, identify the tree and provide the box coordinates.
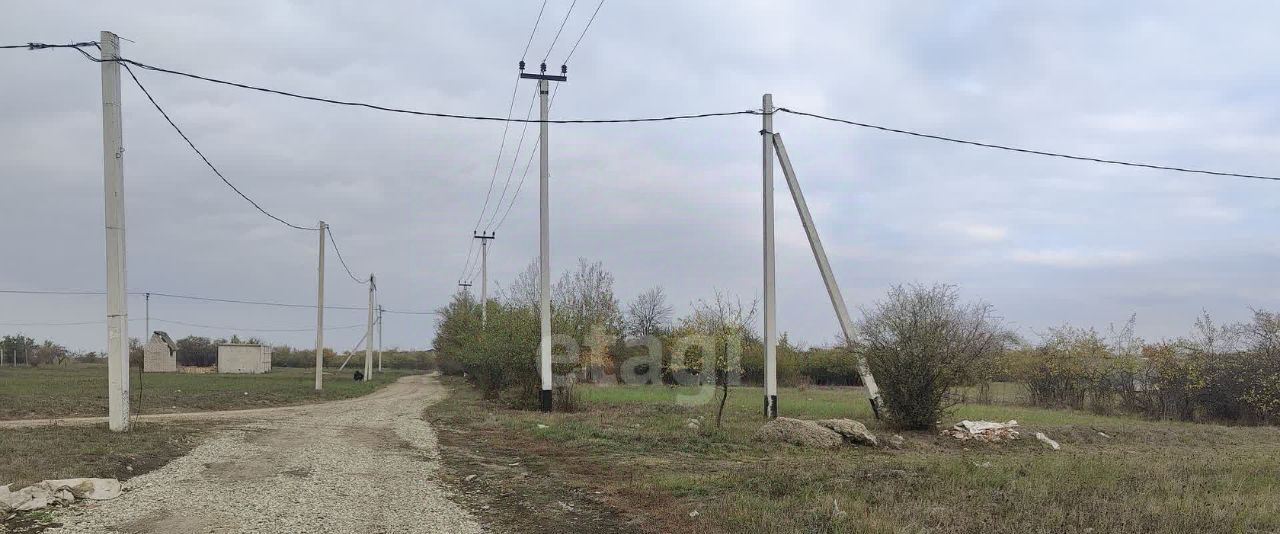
[675,290,758,428]
[625,286,673,338]
[432,290,482,376]
[176,336,217,367]
[553,258,622,383]
[0,334,37,366]
[500,259,541,312]
[859,283,1006,430]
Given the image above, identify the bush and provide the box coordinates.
[859,284,1006,430]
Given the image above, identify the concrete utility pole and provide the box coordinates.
[377,304,383,372]
[314,221,327,390]
[521,61,566,413]
[365,274,376,379]
[474,232,495,326]
[772,133,885,419]
[144,292,150,341]
[761,93,778,419]
[101,31,131,432]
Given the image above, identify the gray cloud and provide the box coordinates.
[2,1,1278,352]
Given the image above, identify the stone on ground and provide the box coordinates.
[754,417,843,448]
[814,419,879,447]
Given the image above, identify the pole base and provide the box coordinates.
[764,394,777,419]
[540,389,553,412]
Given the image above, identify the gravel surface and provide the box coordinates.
[49,374,486,533]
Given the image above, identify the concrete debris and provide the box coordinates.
[754,417,843,448]
[536,424,548,429]
[1035,432,1061,450]
[941,420,1020,443]
[814,419,879,447]
[0,478,122,512]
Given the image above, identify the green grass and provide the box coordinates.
[0,423,199,489]
[433,380,1280,533]
[0,363,416,420]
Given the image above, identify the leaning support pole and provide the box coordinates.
[101,30,131,431]
[772,132,885,419]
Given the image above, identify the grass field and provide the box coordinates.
[430,379,1280,534]
[0,363,415,420]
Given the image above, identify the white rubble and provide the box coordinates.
[1035,432,1061,450]
[0,478,122,512]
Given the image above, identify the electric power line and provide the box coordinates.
[542,0,580,63]
[326,226,370,284]
[150,317,364,332]
[0,42,97,50]
[562,0,607,65]
[120,63,320,230]
[777,108,1280,182]
[490,82,563,234]
[521,0,551,61]
[58,48,758,124]
[0,289,436,315]
[482,87,540,232]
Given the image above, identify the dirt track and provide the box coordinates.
[46,374,485,533]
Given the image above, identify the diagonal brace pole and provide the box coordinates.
[772,132,884,419]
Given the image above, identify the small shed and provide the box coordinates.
[217,343,272,374]
[143,331,178,373]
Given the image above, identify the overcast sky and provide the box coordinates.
[2,1,1278,352]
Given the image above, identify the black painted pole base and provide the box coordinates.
[764,394,778,419]
[540,389,553,412]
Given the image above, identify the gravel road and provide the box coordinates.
[48,374,486,533]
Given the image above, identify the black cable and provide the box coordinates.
[778,108,1280,183]
[0,289,106,296]
[0,41,97,50]
[326,226,370,284]
[543,0,580,63]
[21,42,759,124]
[151,317,365,332]
[562,0,606,65]
[121,63,320,230]
[98,54,758,124]
[0,288,434,314]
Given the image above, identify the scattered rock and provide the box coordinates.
[972,461,992,468]
[814,419,878,447]
[754,417,843,448]
[1097,431,1112,439]
[536,424,548,429]
[887,434,906,450]
[464,474,477,483]
[689,510,700,518]
[1035,432,1061,450]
